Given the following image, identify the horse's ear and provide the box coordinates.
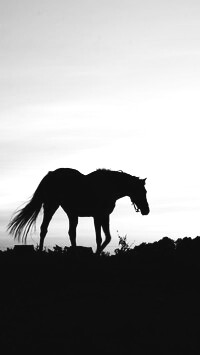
[142,178,147,184]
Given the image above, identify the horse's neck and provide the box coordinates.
[85,171,132,200]
[109,174,131,200]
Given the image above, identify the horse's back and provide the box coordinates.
[51,168,84,184]
[52,168,84,177]
[44,168,85,199]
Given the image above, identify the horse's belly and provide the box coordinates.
[78,211,93,217]
[77,202,115,217]
[61,193,115,216]
[76,204,98,217]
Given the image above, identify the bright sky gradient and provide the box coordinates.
[1,0,200,252]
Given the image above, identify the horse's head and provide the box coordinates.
[130,178,150,215]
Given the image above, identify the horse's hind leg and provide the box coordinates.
[68,214,78,248]
[39,203,59,251]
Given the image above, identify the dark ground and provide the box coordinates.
[1,237,200,354]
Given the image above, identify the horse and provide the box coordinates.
[8,168,150,254]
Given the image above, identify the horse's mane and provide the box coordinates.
[90,168,141,183]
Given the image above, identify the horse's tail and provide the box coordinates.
[7,172,53,243]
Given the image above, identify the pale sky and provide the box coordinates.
[1,0,200,252]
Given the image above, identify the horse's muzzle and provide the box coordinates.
[141,207,150,215]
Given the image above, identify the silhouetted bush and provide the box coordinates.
[114,234,132,255]
[1,235,200,355]
[1,236,200,277]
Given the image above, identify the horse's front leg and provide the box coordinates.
[99,215,111,254]
[68,215,78,248]
[94,217,102,254]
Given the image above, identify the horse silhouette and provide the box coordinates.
[8,168,150,254]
